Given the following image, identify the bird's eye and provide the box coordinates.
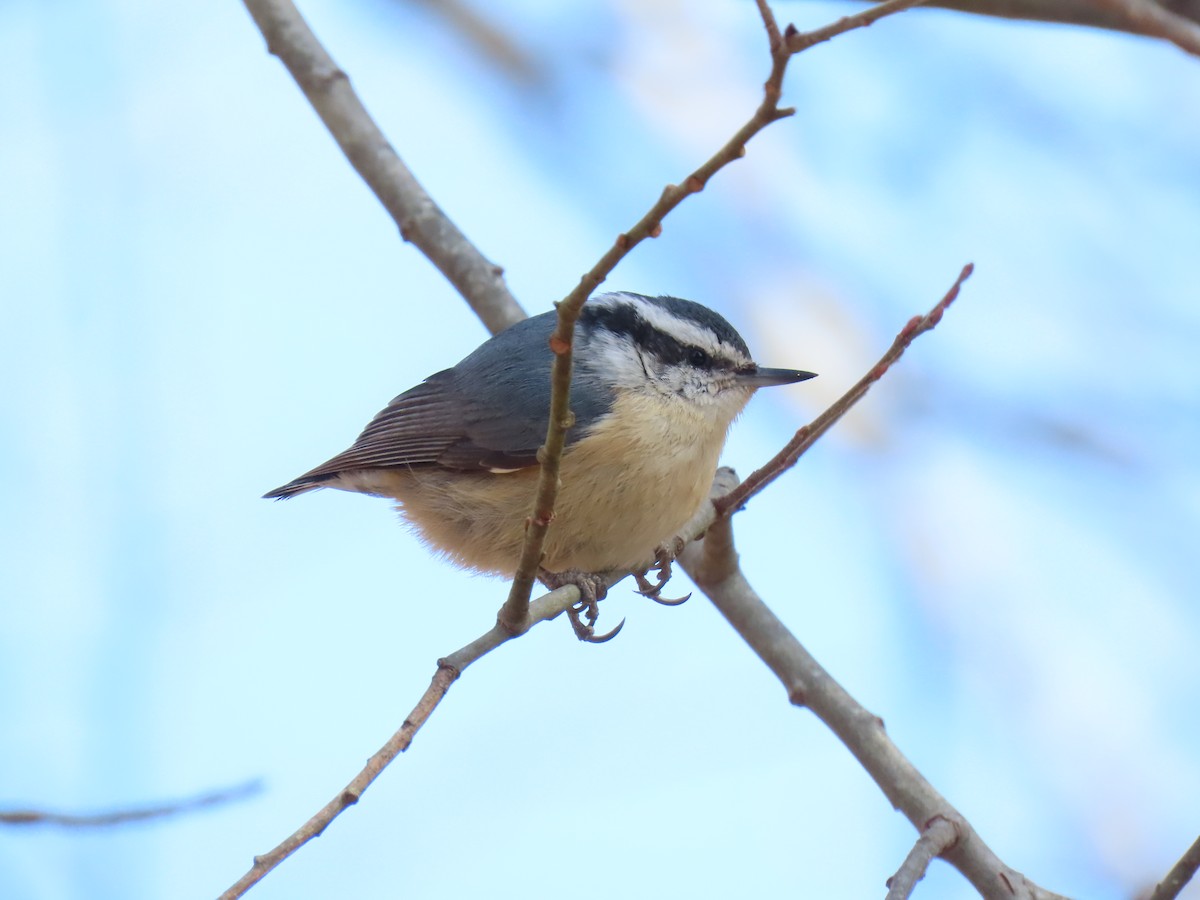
[689,348,709,367]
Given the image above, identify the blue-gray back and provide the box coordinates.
[292,310,614,478]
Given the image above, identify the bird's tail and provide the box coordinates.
[262,477,329,500]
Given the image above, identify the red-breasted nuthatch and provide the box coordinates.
[265,291,815,577]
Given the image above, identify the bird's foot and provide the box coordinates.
[633,539,691,606]
[539,569,624,643]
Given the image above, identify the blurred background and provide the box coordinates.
[2,1,1198,898]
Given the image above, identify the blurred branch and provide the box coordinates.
[241,0,526,335]
[841,0,1200,57]
[0,781,260,828]
[787,0,932,52]
[886,815,962,900]
[499,0,928,632]
[1146,834,1200,900]
[1092,0,1200,55]
[714,263,973,517]
[678,514,1070,900]
[406,0,545,87]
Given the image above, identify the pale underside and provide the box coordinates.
[333,388,744,575]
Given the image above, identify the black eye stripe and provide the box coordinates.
[581,303,735,370]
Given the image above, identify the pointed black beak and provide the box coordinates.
[736,366,817,388]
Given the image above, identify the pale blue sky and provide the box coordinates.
[2,2,1198,899]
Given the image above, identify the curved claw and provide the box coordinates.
[584,617,625,643]
[565,603,625,643]
[634,542,683,599]
[544,568,626,643]
[633,576,660,596]
[634,556,688,605]
[648,591,691,607]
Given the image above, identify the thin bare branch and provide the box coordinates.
[1147,834,1200,900]
[497,0,927,631]
[678,509,1071,900]
[886,815,963,900]
[788,0,930,53]
[714,263,973,518]
[755,0,786,52]
[219,491,725,898]
[0,781,260,828]
[496,318,576,633]
[842,0,1200,55]
[218,592,563,899]
[240,0,525,335]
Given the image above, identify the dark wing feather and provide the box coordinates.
[331,373,476,470]
[264,311,613,499]
[295,368,545,478]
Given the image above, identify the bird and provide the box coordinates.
[265,291,814,585]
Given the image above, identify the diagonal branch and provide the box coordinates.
[678,500,1071,900]
[714,263,973,517]
[787,0,931,53]
[1147,833,1200,900]
[241,0,525,335]
[886,815,963,900]
[216,600,567,899]
[497,0,928,632]
[843,0,1200,57]
[217,495,725,899]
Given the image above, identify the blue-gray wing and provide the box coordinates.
[263,312,611,497]
[338,367,548,473]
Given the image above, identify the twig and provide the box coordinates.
[886,815,962,900]
[240,0,525,335]
[714,263,973,517]
[788,0,931,53]
[1147,834,1200,900]
[495,314,577,633]
[678,510,1071,900]
[219,491,725,899]
[0,781,260,828]
[497,0,928,631]
[218,590,568,899]
[842,0,1200,56]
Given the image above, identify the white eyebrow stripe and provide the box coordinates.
[604,293,750,365]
